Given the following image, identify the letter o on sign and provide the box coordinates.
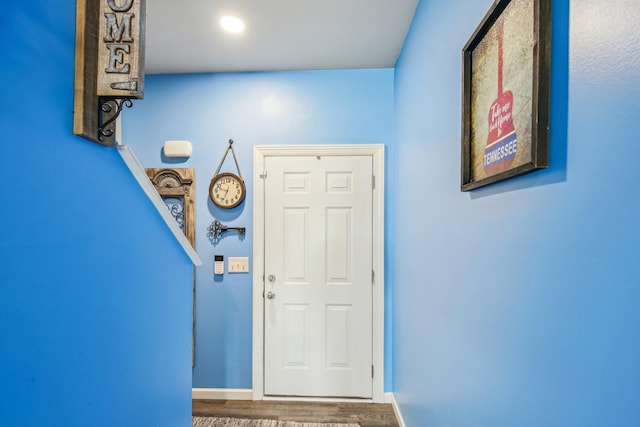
[107,0,133,12]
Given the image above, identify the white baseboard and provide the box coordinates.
[192,388,253,400]
[387,393,407,427]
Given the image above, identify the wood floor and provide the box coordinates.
[193,399,400,427]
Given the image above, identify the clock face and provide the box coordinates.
[209,172,246,208]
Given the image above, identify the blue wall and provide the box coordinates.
[393,0,640,425]
[0,2,195,426]
[122,70,395,389]
[5,0,638,424]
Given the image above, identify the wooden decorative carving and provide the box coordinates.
[145,168,195,247]
[145,168,196,365]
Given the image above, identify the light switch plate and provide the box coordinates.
[228,257,249,273]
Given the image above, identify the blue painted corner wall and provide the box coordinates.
[393,0,640,425]
[122,69,395,390]
[1,2,194,426]
[3,0,640,425]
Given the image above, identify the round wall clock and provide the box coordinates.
[209,139,246,209]
[209,172,246,209]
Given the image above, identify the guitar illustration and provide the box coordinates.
[483,19,518,175]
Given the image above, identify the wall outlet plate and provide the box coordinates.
[228,257,249,273]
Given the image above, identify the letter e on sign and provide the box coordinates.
[97,0,145,98]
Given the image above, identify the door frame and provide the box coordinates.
[252,144,385,403]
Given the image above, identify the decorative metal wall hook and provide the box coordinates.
[98,98,134,140]
[207,219,246,244]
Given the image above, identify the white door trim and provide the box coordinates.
[252,144,385,403]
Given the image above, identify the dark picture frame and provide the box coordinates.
[461,0,551,191]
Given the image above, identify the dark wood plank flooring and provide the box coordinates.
[193,399,400,427]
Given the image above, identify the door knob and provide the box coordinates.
[266,291,276,299]
[268,275,276,282]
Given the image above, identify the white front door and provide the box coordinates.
[263,155,373,398]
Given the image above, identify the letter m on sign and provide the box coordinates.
[104,13,133,42]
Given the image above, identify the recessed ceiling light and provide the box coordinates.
[220,15,245,34]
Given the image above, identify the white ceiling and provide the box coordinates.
[145,0,419,74]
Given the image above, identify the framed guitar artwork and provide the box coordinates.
[461,0,551,191]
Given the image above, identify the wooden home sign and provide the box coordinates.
[74,0,146,146]
[97,0,145,97]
